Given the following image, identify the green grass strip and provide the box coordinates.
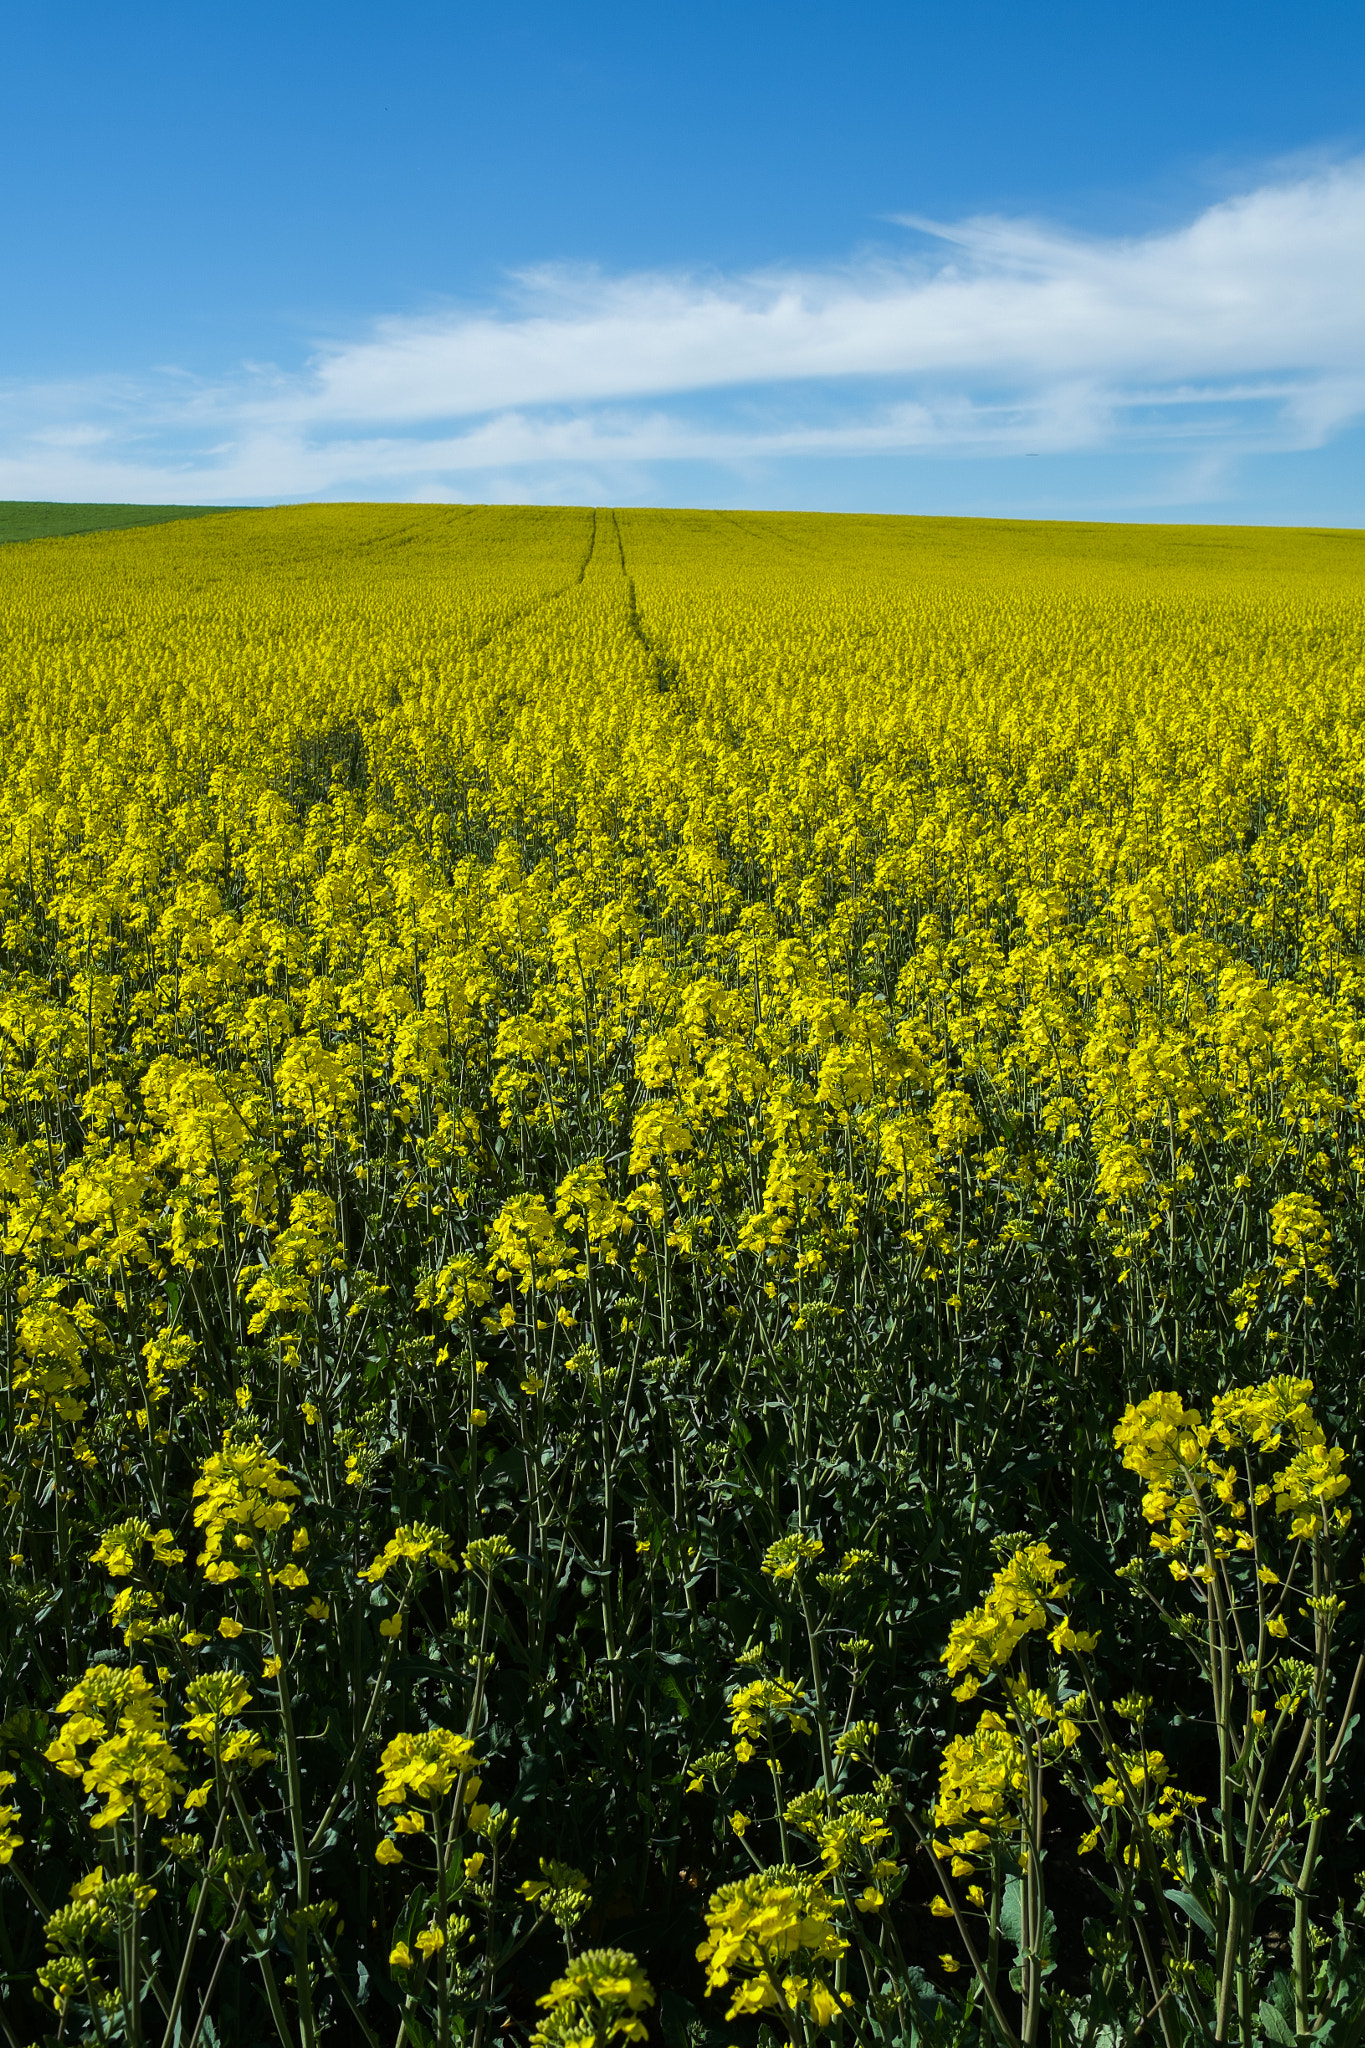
[0,500,239,544]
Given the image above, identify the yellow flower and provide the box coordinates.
[728,1678,810,1750]
[0,1772,22,1865]
[1048,1615,1100,1656]
[375,1839,404,1866]
[935,1711,1027,1839]
[218,1618,244,1639]
[463,1535,516,1576]
[181,1673,273,1772]
[192,1436,299,1582]
[942,1542,1072,1689]
[761,1533,825,1583]
[532,1949,655,2048]
[91,1518,184,1579]
[45,1667,185,1828]
[363,1523,456,1584]
[696,1868,846,2021]
[377,1728,479,1809]
[389,1941,413,1969]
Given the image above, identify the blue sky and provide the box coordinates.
[3,1,1364,521]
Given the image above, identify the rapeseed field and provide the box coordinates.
[2,502,1364,2047]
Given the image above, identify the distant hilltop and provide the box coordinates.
[0,500,236,544]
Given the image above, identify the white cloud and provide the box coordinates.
[3,159,1365,502]
[293,164,1365,423]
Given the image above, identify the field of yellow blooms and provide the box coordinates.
[2,501,1365,2048]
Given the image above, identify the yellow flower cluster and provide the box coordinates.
[91,1518,184,1577]
[192,1435,301,1584]
[45,1667,185,1829]
[518,1857,594,1930]
[696,1867,851,2028]
[362,1522,457,1582]
[377,1726,480,1809]
[530,1949,656,2048]
[374,1727,485,1863]
[783,1784,898,1895]
[941,1540,1094,1701]
[933,1714,1028,1868]
[760,1532,825,1582]
[38,1871,158,2015]
[1115,1376,1349,1555]
[182,1672,274,1775]
[1079,1750,1203,1858]
[0,1772,22,1864]
[729,1677,811,1762]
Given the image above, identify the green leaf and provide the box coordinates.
[1164,1888,1216,1941]
[1259,2003,1296,2047]
[1000,1875,1057,1980]
[657,1670,691,1716]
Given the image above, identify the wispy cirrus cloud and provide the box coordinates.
[3,158,1365,504]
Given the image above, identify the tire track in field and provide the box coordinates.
[413,511,598,801]
[608,509,676,694]
[466,507,598,656]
